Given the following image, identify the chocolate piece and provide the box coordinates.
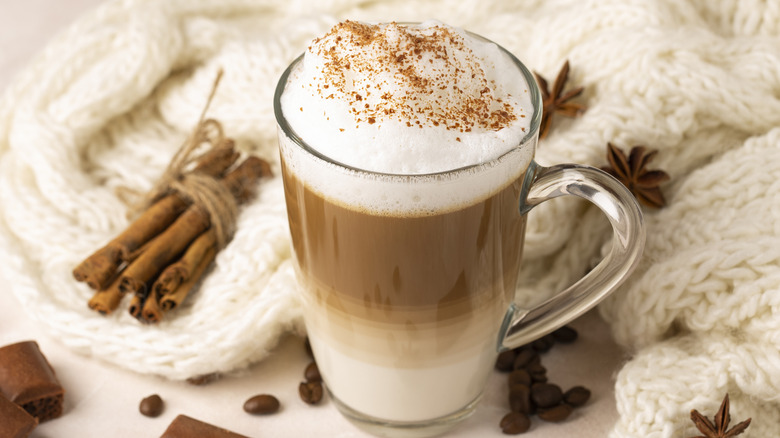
[0,341,64,422]
[160,415,250,438]
[0,394,38,438]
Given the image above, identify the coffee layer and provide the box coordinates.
[283,157,527,364]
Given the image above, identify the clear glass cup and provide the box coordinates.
[274,28,644,438]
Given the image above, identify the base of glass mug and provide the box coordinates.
[329,388,482,438]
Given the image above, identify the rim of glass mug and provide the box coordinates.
[272,28,543,179]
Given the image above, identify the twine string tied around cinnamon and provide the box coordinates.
[126,69,237,250]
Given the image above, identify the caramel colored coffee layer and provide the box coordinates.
[283,159,526,367]
[0,341,64,422]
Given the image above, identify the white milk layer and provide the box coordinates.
[297,269,512,422]
[280,20,533,176]
[307,322,499,422]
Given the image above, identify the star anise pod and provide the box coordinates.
[533,60,586,139]
[601,143,670,208]
[689,394,751,438]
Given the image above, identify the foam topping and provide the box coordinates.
[281,21,533,174]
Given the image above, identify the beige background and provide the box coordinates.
[0,1,626,436]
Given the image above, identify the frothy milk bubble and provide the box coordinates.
[282,20,532,173]
[279,21,535,215]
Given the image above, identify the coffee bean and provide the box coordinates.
[243,394,280,415]
[563,386,591,407]
[526,363,547,383]
[500,411,531,435]
[495,350,516,372]
[508,384,534,415]
[531,383,563,408]
[512,349,539,370]
[304,337,313,358]
[551,325,578,344]
[186,373,220,386]
[507,369,531,387]
[299,381,323,405]
[139,394,164,417]
[537,403,573,422]
[304,362,322,383]
[531,334,555,353]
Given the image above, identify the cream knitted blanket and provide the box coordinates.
[1,0,779,436]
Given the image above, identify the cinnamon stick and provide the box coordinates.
[141,289,163,323]
[87,275,124,315]
[160,247,217,312]
[118,157,269,297]
[192,138,239,177]
[128,294,144,319]
[74,195,186,290]
[72,144,238,290]
[153,230,217,297]
[223,156,273,202]
[119,205,211,296]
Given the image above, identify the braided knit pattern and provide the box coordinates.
[1,1,779,436]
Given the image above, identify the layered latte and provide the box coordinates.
[277,20,534,422]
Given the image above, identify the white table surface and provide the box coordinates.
[0,2,626,436]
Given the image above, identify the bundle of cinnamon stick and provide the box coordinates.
[74,135,270,323]
[73,71,272,323]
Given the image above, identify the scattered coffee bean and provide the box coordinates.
[537,403,573,423]
[551,325,578,344]
[304,337,313,358]
[512,349,539,370]
[500,412,531,435]
[526,363,547,383]
[530,383,563,408]
[139,394,164,417]
[563,386,591,407]
[497,323,590,434]
[299,381,323,405]
[304,362,321,383]
[186,373,220,386]
[508,369,531,387]
[495,350,517,372]
[243,394,280,415]
[531,334,555,353]
[508,384,534,415]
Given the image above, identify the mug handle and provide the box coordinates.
[499,161,645,350]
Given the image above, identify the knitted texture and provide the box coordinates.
[1,0,779,436]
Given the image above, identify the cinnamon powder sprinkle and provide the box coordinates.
[309,21,517,133]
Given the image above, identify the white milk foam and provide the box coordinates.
[280,20,534,215]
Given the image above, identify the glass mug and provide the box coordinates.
[274,28,644,438]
